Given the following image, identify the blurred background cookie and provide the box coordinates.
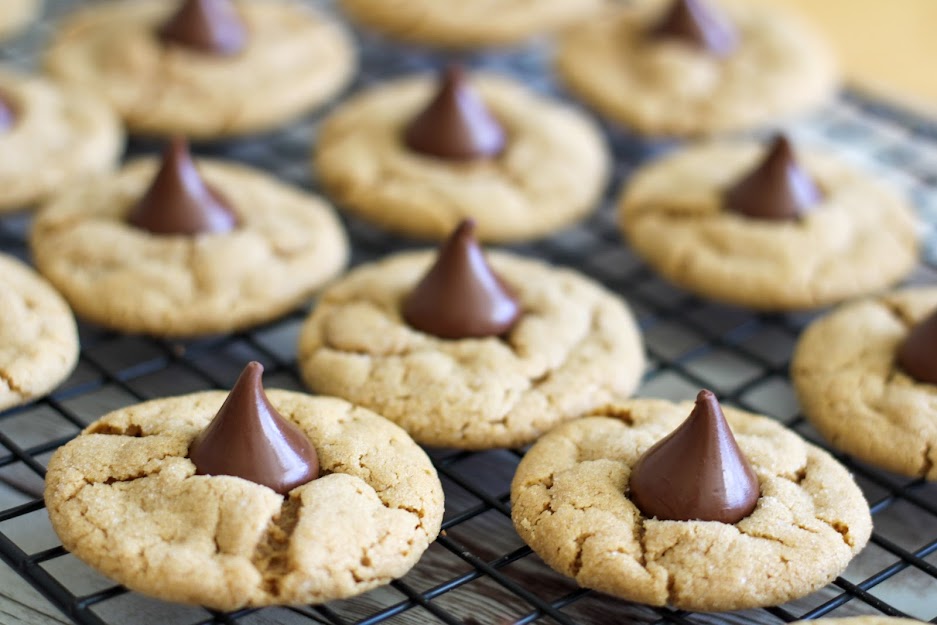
[315,67,609,243]
[339,0,603,49]
[44,0,356,139]
[556,0,837,137]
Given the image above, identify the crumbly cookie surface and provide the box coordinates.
[0,253,78,411]
[45,391,444,610]
[314,73,609,243]
[556,0,837,136]
[298,251,645,449]
[792,288,937,480]
[0,0,39,40]
[0,68,122,212]
[511,399,872,611]
[618,141,918,310]
[339,0,604,48]
[31,157,349,337]
[44,0,355,138]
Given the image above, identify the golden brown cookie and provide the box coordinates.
[314,71,610,243]
[44,0,356,139]
[0,68,123,212]
[556,0,837,137]
[44,389,444,610]
[339,0,603,49]
[618,139,918,310]
[792,288,937,480]
[511,398,872,611]
[0,252,78,412]
[30,154,349,337]
[298,250,645,449]
[0,0,39,40]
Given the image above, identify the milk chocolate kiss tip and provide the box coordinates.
[628,389,760,524]
[159,0,247,56]
[127,137,238,236]
[189,362,319,495]
[402,219,521,340]
[724,134,824,221]
[403,65,506,161]
[897,308,937,385]
[649,0,739,58]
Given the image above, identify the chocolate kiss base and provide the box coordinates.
[628,389,760,523]
[403,219,521,339]
[648,0,739,58]
[403,65,506,161]
[724,135,824,221]
[127,137,239,236]
[158,0,248,56]
[0,92,17,132]
[188,362,319,495]
[897,308,937,385]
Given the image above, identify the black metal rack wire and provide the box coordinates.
[2,1,937,624]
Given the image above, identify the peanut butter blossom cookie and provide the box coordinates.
[299,220,645,449]
[793,288,937,480]
[556,0,837,136]
[31,138,348,337]
[511,391,872,611]
[0,253,78,412]
[618,135,918,310]
[339,0,603,49]
[0,68,122,212]
[314,66,610,243]
[45,362,444,609]
[0,0,39,40]
[44,0,356,139]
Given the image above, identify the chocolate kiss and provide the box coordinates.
[724,135,824,221]
[648,0,739,58]
[402,219,521,339]
[158,0,247,56]
[0,92,16,132]
[896,308,937,385]
[127,137,238,235]
[404,65,506,161]
[189,362,319,495]
[629,390,760,523]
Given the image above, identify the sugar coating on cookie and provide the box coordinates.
[314,72,610,243]
[339,0,604,48]
[44,391,444,610]
[0,0,38,40]
[511,399,872,611]
[0,253,78,411]
[618,140,918,310]
[556,0,837,136]
[0,68,123,212]
[792,288,937,480]
[31,155,349,337]
[44,0,356,138]
[298,251,645,449]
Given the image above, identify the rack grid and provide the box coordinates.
[1,1,936,624]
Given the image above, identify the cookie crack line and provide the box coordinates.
[921,442,934,479]
[0,366,25,398]
[251,496,302,596]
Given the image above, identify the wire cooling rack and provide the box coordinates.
[2,1,937,624]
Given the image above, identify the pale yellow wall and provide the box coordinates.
[752,0,937,114]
